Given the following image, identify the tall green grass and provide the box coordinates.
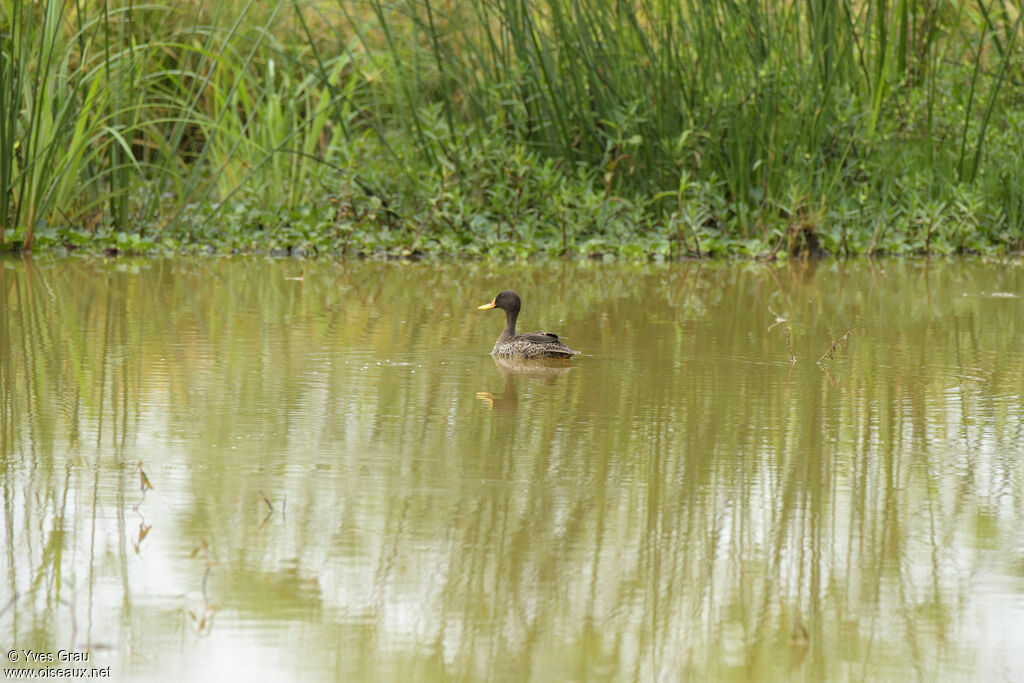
[0,0,116,249]
[1,0,1022,255]
[357,0,1024,249]
[0,0,366,250]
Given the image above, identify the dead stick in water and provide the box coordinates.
[817,329,854,365]
[784,325,796,364]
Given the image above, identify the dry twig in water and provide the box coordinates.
[189,539,218,635]
[139,464,153,493]
[817,330,854,365]
[258,490,275,529]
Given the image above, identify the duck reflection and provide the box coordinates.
[476,356,574,411]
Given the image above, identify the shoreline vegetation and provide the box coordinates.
[2,0,1023,260]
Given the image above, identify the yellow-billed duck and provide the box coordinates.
[477,290,580,359]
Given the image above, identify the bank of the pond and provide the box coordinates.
[4,0,1024,259]
[18,191,1024,261]
[9,117,1024,261]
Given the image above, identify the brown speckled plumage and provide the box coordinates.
[477,290,580,359]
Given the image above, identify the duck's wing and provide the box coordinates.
[520,331,568,344]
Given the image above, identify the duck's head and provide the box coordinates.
[478,290,521,313]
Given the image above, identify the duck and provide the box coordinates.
[477,290,580,359]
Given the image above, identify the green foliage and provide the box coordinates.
[2,0,1023,258]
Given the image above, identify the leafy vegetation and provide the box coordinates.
[2,0,1023,258]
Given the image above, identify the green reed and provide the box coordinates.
[360,0,1021,245]
[0,0,111,249]
[0,0,365,250]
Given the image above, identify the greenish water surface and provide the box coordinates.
[2,256,1024,681]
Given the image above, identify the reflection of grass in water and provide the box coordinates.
[4,260,1024,678]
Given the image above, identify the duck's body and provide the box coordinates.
[490,329,578,359]
[478,290,580,359]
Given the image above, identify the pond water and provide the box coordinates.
[2,255,1024,681]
